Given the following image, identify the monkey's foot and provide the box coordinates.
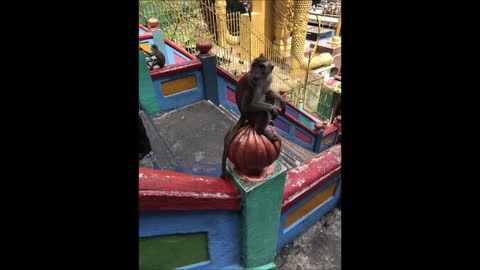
[263,128,278,142]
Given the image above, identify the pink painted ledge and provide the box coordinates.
[149,59,202,79]
[282,144,341,212]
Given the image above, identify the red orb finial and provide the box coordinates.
[225,125,281,181]
[334,115,341,125]
[196,40,212,55]
[147,18,159,29]
[314,122,324,131]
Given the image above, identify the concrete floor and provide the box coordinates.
[275,208,341,270]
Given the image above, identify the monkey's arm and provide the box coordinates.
[242,92,278,119]
[266,90,286,115]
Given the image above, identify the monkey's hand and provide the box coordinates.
[279,99,286,115]
[271,106,279,120]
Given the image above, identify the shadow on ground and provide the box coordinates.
[275,208,341,270]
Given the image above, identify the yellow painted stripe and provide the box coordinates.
[321,134,334,145]
[139,43,151,53]
[285,180,339,228]
[161,75,197,96]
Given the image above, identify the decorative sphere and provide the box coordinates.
[314,122,324,130]
[335,115,342,124]
[196,40,212,55]
[147,18,159,29]
[225,125,281,179]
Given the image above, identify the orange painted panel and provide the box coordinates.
[139,42,151,53]
[321,134,334,145]
[285,180,339,228]
[161,75,197,96]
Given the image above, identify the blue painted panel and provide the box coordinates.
[163,43,191,64]
[286,106,299,119]
[277,176,341,250]
[318,131,337,153]
[275,115,315,150]
[139,27,146,34]
[153,69,205,112]
[140,210,241,269]
[217,76,240,115]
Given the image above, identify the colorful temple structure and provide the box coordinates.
[139,20,341,269]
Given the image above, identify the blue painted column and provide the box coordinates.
[196,41,219,105]
[151,30,172,64]
[146,18,171,64]
[313,122,325,153]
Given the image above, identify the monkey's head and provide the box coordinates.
[250,54,274,81]
[151,44,158,50]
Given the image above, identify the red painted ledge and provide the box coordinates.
[139,24,150,32]
[282,144,341,212]
[139,168,241,211]
[216,65,239,85]
[322,124,338,136]
[150,59,202,79]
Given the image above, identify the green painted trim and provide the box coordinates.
[228,161,287,268]
[243,262,276,270]
[139,51,160,115]
[139,232,209,270]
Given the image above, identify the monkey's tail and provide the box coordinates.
[221,116,245,178]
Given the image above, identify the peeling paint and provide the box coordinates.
[291,164,309,174]
[284,168,340,204]
[292,178,306,187]
[141,190,232,198]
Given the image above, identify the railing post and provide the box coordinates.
[148,18,170,64]
[334,115,342,144]
[225,124,286,270]
[313,122,325,153]
[195,40,220,105]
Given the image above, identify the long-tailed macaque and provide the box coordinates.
[221,54,286,178]
[140,44,165,70]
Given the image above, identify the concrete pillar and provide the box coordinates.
[196,40,219,105]
[227,162,287,269]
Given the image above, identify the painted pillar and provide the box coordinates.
[151,30,171,64]
[313,122,325,153]
[139,51,160,115]
[196,40,220,105]
[334,115,342,144]
[227,162,287,269]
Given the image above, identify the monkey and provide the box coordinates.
[221,54,286,178]
[140,44,166,70]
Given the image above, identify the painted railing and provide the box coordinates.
[149,60,205,112]
[139,144,341,269]
[139,24,340,152]
[277,144,341,249]
[139,24,195,65]
[216,65,340,153]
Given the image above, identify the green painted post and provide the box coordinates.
[227,161,287,269]
[139,51,160,115]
